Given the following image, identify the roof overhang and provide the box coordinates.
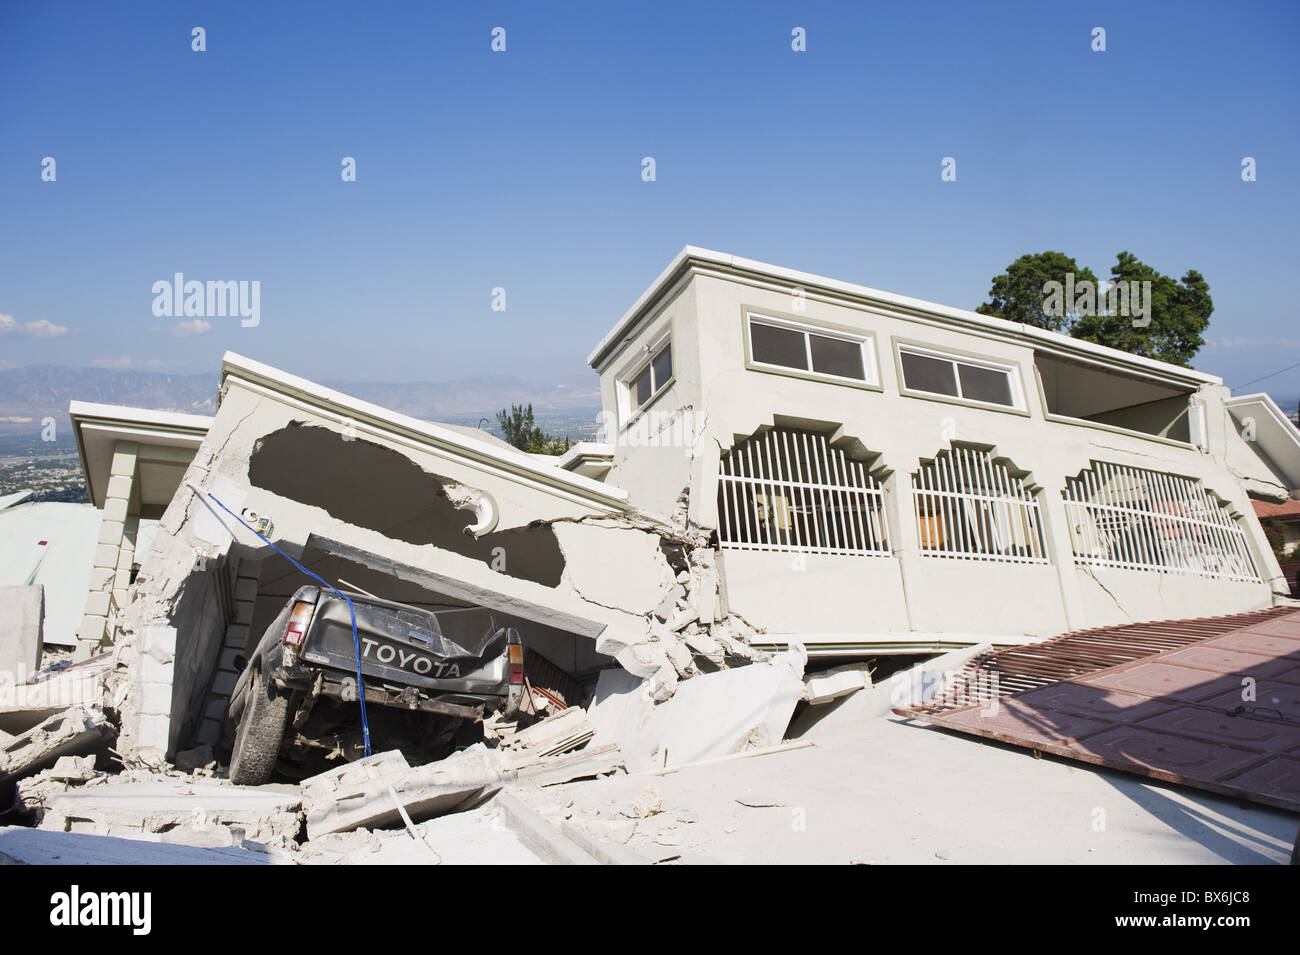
[587,247,1223,392]
[1226,392,1300,490]
[69,401,213,509]
[551,441,615,480]
[218,353,630,513]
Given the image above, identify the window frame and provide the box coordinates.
[742,309,882,391]
[616,329,675,427]
[893,339,1029,415]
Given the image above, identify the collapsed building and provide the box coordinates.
[38,247,1300,769]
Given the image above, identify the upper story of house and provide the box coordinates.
[581,248,1299,645]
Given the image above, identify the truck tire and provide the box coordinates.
[228,666,290,785]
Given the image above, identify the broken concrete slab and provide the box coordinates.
[491,791,598,865]
[587,668,652,751]
[296,804,546,865]
[787,687,879,742]
[47,754,97,783]
[619,651,806,772]
[514,742,625,788]
[0,827,283,865]
[552,522,676,618]
[0,654,111,735]
[0,706,114,784]
[0,584,43,681]
[802,662,872,705]
[40,780,303,847]
[500,707,593,759]
[300,744,514,839]
[882,642,994,716]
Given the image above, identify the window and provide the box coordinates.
[1063,462,1259,582]
[717,428,890,556]
[912,448,1047,563]
[747,313,873,384]
[620,336,673,417]
[899,346,1020,409]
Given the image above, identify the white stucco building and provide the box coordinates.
[575,248,1298,652]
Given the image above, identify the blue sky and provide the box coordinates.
[1,1,1297,405]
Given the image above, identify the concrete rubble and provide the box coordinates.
[0,652,113,735]
[587,646,808,772]
[0,706,114,787]
[40,778,304,848]
[300,745,512,839]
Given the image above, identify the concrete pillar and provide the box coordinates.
[885,473,920,632]
[75,440,138,660]
[1038,478,1086,633]
[112,513,140,610]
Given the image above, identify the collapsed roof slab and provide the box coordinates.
[110,353,702,759]
[307,535,607,640]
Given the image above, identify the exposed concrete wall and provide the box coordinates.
[597,282,705,520]
[593,271,1286,646]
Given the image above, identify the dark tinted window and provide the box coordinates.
[651,344,673,390]
[632,365,653,407]
[751,322,808,370]
[958,362,1014,406]
[809,334,865,380]
[901,352,958,397]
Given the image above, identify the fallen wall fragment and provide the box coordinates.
[300,744,515,839]
[0,706,115,787]
[40,780,304,847]
[588,647,807,772]
[0,652,112,736]
[0,584,44,680]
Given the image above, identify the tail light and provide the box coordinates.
[282,600,315,651]
[507,629,524,685]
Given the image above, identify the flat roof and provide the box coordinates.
[587,246,1224,389]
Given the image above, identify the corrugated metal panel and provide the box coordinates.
[907,607,1293,715]
[901,607,1300,812]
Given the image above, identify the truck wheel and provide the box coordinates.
[228,667,290,785]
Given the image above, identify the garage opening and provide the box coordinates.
[207,537,610,783]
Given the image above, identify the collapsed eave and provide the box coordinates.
[586,246,1224,391]
[1226,392,1300,490]
[68,401,214,509]
[218,352,631,513]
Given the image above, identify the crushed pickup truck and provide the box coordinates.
[222,586,524,784]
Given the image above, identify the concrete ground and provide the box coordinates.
[518,697,1300,865]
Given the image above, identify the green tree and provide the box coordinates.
[494,403,570,455]
[975,251,1097,333]
[978,250,1212,367]
[1071,252,1212,368]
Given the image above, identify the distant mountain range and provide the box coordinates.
[0,365,604,438]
